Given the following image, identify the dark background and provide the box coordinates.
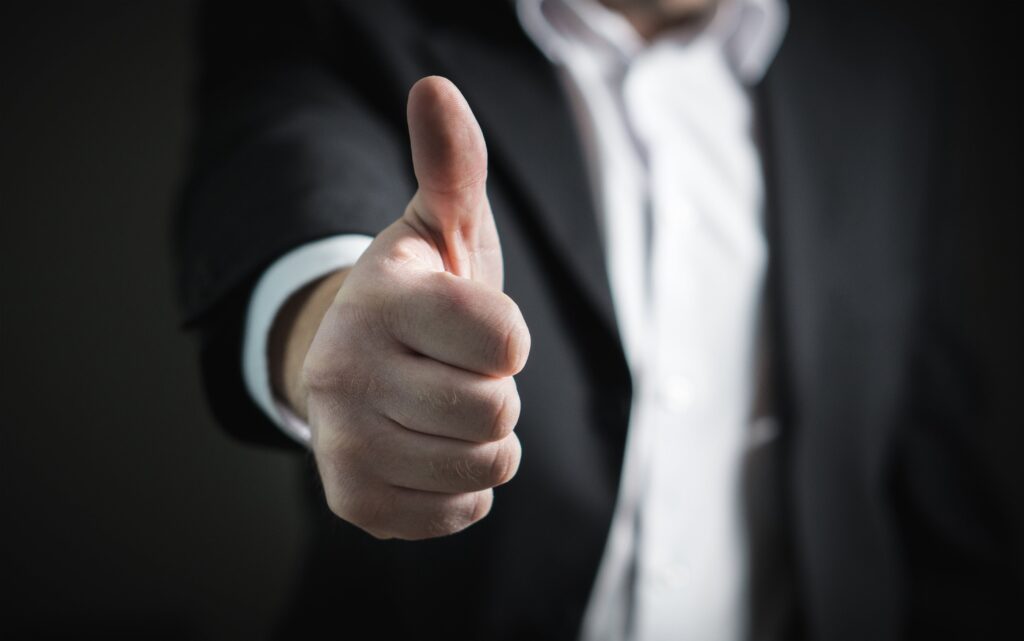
[1,3,308,637]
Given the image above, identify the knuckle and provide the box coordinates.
[424,510,462,538]
[503,302,531,374]
[487,437,521,487]
[426,493,490,538]
[469,490,494,524]
[485,381,520,442]
[428,442,514,491]
[385,231,427,267]
[491,298,530,374]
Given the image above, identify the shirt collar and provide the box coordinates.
[516,0,788,84]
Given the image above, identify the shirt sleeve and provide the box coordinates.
[242,235,374,445]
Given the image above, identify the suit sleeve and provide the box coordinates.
[174,0,415,446]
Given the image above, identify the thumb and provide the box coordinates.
[405,76,502,287]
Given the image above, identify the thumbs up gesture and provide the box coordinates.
[290,77,530,540]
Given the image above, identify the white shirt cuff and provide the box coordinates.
[242,235,374,446]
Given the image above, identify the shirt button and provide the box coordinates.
[659,374,694,412]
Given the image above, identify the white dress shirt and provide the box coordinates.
[242,1,786,638]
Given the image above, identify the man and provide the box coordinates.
[176,0,1022,639]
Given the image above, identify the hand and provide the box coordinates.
[276,76,530,540]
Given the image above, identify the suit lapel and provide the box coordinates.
[757,4,929,449]
[755,3,932,636]
[422,19,621,340]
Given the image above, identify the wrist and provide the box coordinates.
[268,267,351,420]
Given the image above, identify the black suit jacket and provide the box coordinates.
[176,1,1023,639]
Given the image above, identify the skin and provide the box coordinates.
[600,0,716,39]
[271,2,715,541]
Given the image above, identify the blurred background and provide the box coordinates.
[1,3,309,637]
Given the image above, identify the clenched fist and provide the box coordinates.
[271,76,530,540]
